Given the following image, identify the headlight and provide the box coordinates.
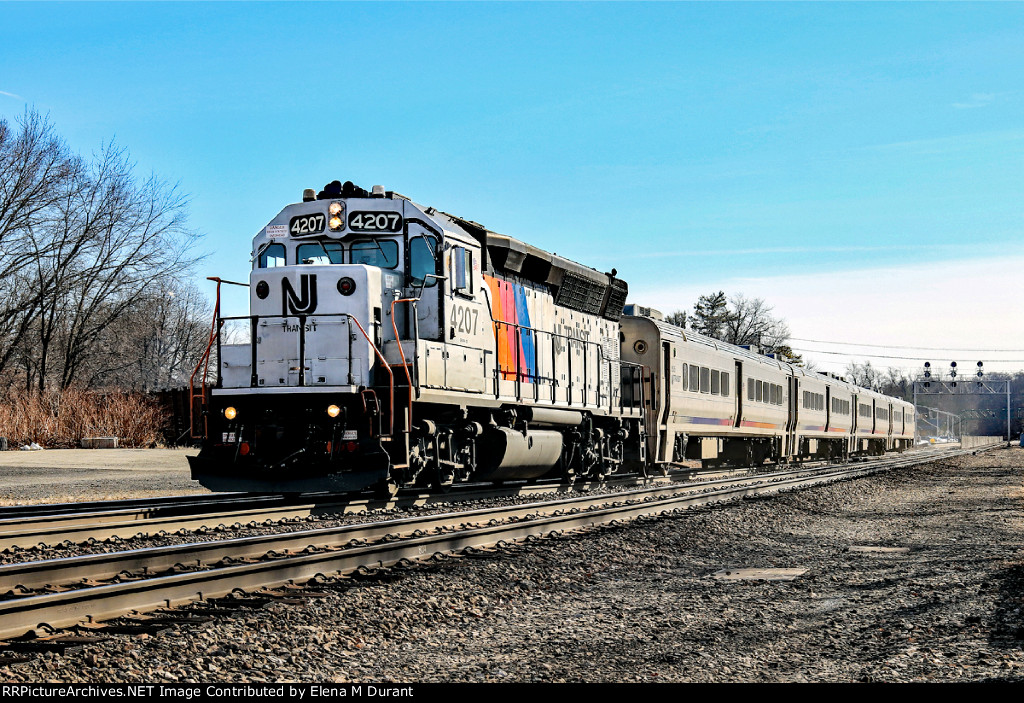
[224,406,238,420]
[327,404,341,418]
[329,201,345,231]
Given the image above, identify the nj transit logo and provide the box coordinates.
[282,274,318,315]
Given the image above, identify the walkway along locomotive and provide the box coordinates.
[188,181,915,495]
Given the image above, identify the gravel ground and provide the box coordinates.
[1,445,1022,682]
[0,448,204,504]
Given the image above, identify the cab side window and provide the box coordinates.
[452,246,474,295]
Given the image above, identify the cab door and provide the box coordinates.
[444,242,488,393]
[406,229,444,387]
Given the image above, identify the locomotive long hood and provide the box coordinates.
[443,213,628,322]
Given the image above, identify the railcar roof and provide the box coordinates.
[639,315,904,400]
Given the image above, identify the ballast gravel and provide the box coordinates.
[2,446,1022,683]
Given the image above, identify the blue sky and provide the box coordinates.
[2,2,1022,373]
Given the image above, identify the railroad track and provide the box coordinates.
[0,446,962,550]
[0,477,636,550]
[0,442,998,646]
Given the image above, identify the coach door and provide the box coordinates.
[407,232,441,340]
[444,242,487,394]
[787,375,798,458]
[733,361,743,427]
[825,386,832,432]
[658,341,672,462]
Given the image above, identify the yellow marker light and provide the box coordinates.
[327,404,341,418]
[329,201,343,216]
[224,407,238,420]
[329,216,343,230]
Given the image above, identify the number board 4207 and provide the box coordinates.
[348,211,403,233]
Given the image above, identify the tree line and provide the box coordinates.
[0,110,210,395]
[665,290,802,364]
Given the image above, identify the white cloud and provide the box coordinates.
[0,90,25,102]
[952,93,996,109]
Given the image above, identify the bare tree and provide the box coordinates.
[0,110,205,394]
[721,294,791,353]
[0,111,80,380]
[882,367,912,401]
[50,149,197,391]
[91,279,212,391]
[845,361,884,391]
[844,362,914,399]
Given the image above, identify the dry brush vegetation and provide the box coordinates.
[0,388,164,448]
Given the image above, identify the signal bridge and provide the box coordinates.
[913,361,1010,440]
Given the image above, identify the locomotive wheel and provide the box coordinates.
[434,468,455,493]
[374,476,400,500]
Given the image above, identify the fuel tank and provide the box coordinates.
[475,427,563,481]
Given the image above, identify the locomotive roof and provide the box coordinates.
[283,180,629,321]
[431,210,628,322]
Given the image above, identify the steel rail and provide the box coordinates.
[0,495,311,535]
[0,443,997,641]
[0,462,864,592]
[0,445,971,549]
[0,493,250,520]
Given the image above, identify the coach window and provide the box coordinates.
[258,243,286,268]
[297,241,344,265]
[409,237,438,288]
[756,380,763,402]
[711,370,721,395]
[681,364,688,391]
[351,240,399,269]
[747,378,755,400]
[722,372,730,397]
[700,367,710,393]
[690,365,700,392]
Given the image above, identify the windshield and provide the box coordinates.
[351,240,399,269]
[297,241,344,265]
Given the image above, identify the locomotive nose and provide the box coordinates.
[245,265,383,389]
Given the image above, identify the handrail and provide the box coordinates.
[188,278,249,438]
[390,298,419,439]
[478,280,643,413]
